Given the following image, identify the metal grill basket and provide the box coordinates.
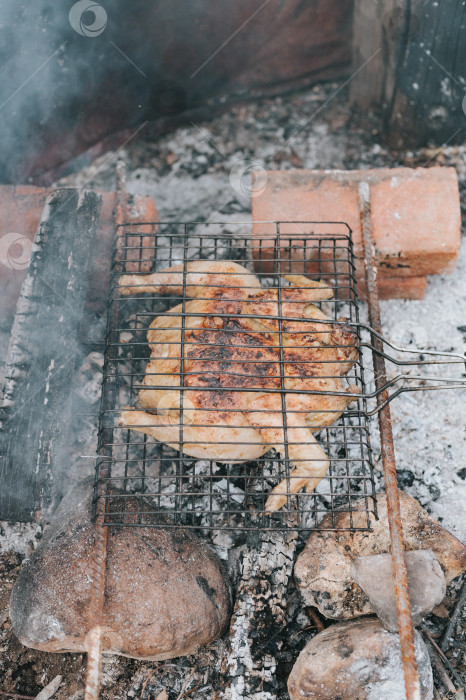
[94,221,377,531]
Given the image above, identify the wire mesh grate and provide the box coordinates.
[94,221,377,531]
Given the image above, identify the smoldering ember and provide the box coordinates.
[1,3,466,700]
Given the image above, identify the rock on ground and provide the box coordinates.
[288,617,433,700]
[294,491,466,620]
[10,479,231,660]
[351,550,446,631]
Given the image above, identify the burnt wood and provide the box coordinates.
[387,0,466,147]
[0,188,102,522]
[351,0,466,147]
[218,529,298,699]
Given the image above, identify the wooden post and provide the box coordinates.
[0,189,102,521]
[351,0,397,108]
[350,0,466,147]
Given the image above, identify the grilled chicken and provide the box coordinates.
[118,261,359,512]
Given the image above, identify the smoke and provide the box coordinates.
[0,0,355,184]
[0,0,150,183]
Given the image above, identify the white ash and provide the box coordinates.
[367,242,466,542]
[211,529,238,560]
[213,479,245,504]
[25,610,66,645]
[0,521,42,555]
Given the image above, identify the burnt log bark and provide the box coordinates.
[218,529,298,700]
[350,0,466,148]
[0,189,102,521]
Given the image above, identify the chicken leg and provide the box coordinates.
[246,393,330,513]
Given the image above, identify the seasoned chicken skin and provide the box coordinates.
[118,261,359,512]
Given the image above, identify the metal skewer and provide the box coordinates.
[84,160,127,700]
[360,180,420,700]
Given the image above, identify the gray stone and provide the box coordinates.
[288,617,433,700]
[294,492,466,620]
[351,550,446,631]
[10,478,231,660]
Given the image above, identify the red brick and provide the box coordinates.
[0,186,49,321]
[371,169,460,275]
[360,275,427,301]
[251,168,460,298]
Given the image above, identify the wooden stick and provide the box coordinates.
[175,668,196,700]
[307,608,326,633]
[421,626,463,693]
[140,669,157,699]
[441,575,466,652]
[35,676,62,700]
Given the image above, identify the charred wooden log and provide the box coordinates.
[0,189,102,521]
[351,0,466,148]
[218,529,298,700]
